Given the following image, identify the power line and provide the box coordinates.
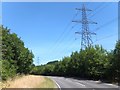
[87,2,105,17]
[49,24,78,60]
[93,17,118,32]
[93,33,117,43]
[88,3,110,19]
[52,27,82,60]
[49,3,107,59]
[53,38,76,60]
[47,10,80,54]
[49,3,110,54]
[53,2,102,58]
[44,3,116,61]
[51,3,111,58]
[37,57,40,65]
[72,4,97,49]
[52,4,117,60]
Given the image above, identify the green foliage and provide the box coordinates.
[47,60,58,65]
[1,60,16,80]
[64,45,108,79]
[108,41,120,83]
[1,26,34,80]
[32,61,57,75]
[32,43,120,83]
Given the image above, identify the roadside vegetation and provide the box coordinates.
[1,75,57,88]
[0,26,36,88]
[0,25,120,88]
[32,41,120,84]
[0,26,58,89]
[0,25,34,81]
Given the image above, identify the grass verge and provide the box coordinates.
[37,76,57,88]
[0,75,57,89]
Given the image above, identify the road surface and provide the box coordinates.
[49,76,119,90]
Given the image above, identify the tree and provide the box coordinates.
[1,59,17,80]
[110,41,120,83]
[1,25,34,80]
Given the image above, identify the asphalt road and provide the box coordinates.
[49,76,119,90]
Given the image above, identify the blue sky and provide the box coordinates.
[2,2,118,65]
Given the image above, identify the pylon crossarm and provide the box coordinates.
[72,4,97,50]
[76,8,92,11]
[75,32,82,34]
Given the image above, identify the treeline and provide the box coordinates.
[0,26,34,80]
[32,42,120,83]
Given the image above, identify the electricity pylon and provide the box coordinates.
[72,4,97,49]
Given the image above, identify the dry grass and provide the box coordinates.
[0,75,57,88]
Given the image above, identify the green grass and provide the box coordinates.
[37,76,58,89]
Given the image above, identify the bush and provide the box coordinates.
[1,60,17,80]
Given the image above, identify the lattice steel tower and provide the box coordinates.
[72,4,97,49]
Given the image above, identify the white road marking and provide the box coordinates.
[104,83,119,87]
[73,80,86,87]
[78,82,86,87]
[49,77,61,90]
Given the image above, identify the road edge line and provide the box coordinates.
[50,77,61,90]
[47,76,61,90]
[104,83,119,88]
